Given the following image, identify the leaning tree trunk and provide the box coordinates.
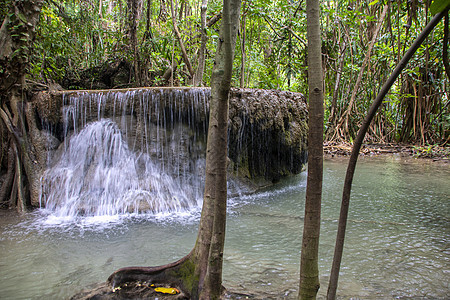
[326,7,449,300]
[169,0,194,79]
[0,0,44,211]
[333,5,388,141]
[298,0,323,299]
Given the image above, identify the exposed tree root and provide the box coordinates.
[72,249,230,299]
[0,147,14,206]
[106,252,197,299]
[71,282,189,300]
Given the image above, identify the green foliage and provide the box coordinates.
[24,0,448,144]
[430,0,450,15]
[412,144,450,158]
[0,0,11,23]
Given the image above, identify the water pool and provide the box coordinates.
[0,156,448,299]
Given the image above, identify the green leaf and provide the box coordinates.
[11,49,21,59]
[430,0,450,15]
[17,12,27,23]
[368,0,379,6]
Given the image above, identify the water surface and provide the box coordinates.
[0,156,448,299]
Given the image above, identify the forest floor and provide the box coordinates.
[323,141,449,162]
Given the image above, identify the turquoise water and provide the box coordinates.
[0,156,448,299]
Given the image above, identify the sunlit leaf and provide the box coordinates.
[154,287,180,295]
[430,0,450,15]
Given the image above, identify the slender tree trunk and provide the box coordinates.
[146,0,153,38]
[127,0,143,85]
[443,12,450,80]
[298,0,323,299]
[336,5,388,139]
[193,0,209,86]
[240,7,247,88]
[107,1,240,298]
[200,0,241,298]
[326,8,449,300]
[169,0,194,78]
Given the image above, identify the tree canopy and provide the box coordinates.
[1,0,448,143]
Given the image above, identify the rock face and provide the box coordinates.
[32,87,307,208]
[228,88,307,183]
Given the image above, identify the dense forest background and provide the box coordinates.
[1,0,448,145]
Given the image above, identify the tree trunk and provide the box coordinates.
[298,0,323,299]
[0,147,14,207]
[169,0,194,78]
[193,0,209,86]
[107,1,241,298]
[0,0,44,210]
[443,12,449,80]
[326,8,449,300]
[200,0,241,298]
[335,5,388,140]
[239,7,247,88]
[127,0,143,86]
[146,0,153,39]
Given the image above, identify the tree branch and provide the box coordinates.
[336,5,388,137]
[0,106,22,145]
[169,0,194,77]
[327,7,449,300]
[443,12,450,80]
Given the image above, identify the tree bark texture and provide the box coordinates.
[169,0,194,78]
[239,6,247,88]
[193,0,208,87]
[326,8,449,300]
[0,0,44,210]
[200,0,241,298]
[127,0,143,85]
[106,1,241,298]
[298,0,323,299]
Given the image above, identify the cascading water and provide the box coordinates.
[38,87,308,219]
[40,88,210,218]
[41,119,200,217]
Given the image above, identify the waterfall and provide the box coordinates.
[38,87,308,218]
[40,88,210,217]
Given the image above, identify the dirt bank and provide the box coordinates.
[324,142,449,162]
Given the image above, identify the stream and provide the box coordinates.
[0,156,448,299]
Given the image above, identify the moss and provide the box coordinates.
[167,257,198,294]
[232,157,251,179]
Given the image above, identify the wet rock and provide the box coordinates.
[33,87,307,198]
[228,88,307,183]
